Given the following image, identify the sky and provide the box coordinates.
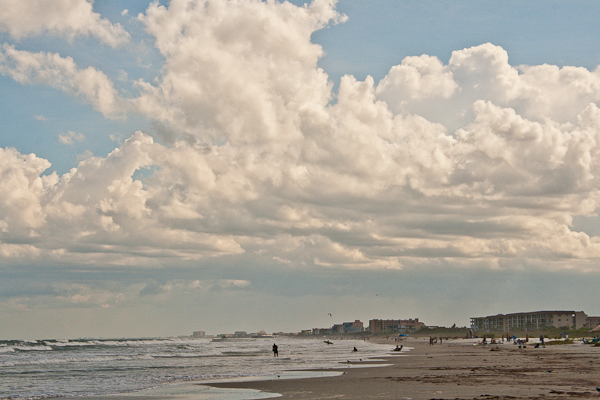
[1,0,600,339]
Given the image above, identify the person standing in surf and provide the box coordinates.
[272,343,278,357]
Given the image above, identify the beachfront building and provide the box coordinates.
[192,331,205,338]
[330,320,365,334]
[344,320,364,333]
[368,318,425,333]
[312,327,333,335]
[470,311,588,331]
[585,316,600,329]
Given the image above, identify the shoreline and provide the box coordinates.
[73,337,395,400]
[77,337,600,399]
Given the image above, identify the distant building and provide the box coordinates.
[312,327,333,335]
[369,318,425,333]
[234,331,247,337]
[332,324,344,334]
[343,320,364,333]
[470,311,588,331]
[585,316,600,329]
[192,331,205,338]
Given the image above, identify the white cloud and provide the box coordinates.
[59,131,85,145]
[376,43,600,131]
[0,44,126,118]
[134,0,344,144]
[0,147,54,234]
[0,0,130,46]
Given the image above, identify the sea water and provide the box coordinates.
[0,337,392,399]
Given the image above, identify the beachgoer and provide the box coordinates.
[353,347,358,352]
[272,343,278,357]
[540,335,545,348]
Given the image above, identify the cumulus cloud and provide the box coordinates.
[0,44,126,118]
[0,147,54,235]
[134,0,345,144]
[0,0,130,46]
[376,43,600,131]
[3,0,600,275]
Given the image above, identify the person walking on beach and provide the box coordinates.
[272,343,278,357]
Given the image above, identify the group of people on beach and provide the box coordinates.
[429,337,442,345]
[479,334,546,347]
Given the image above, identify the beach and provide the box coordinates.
[203,337,600,399]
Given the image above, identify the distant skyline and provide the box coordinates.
[2,0,600,339]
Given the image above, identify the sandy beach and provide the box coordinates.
[205,337,600,399]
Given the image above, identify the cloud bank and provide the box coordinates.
[2,0,600,319]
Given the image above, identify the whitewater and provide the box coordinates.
[0,336,392,399]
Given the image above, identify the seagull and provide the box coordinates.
[327,313,332,317]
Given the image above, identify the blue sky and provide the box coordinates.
[1,0,600,339]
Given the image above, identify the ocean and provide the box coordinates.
[0,336,394,399]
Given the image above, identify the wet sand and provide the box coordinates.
[206,337,600,399]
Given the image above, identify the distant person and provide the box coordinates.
[393,345,403,351]
[272,343,278,357]
[353,347,358,352]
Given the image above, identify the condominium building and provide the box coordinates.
[470,311,588,331]
[343,320,364,333]
[585,316,600,329]
[369,318,425,333]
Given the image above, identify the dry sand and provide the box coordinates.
[206,337,600,399]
